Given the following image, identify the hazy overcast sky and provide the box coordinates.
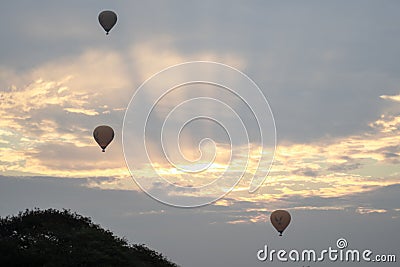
[1,1,399,266]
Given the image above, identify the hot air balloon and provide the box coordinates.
[270,210,291,236]
[93,125,114,152]
[98,10,117,35]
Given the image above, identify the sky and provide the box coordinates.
[1,1,399,266]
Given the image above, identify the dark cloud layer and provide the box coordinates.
[1,176,399,266]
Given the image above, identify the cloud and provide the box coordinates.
[327,161,361,172]
[380,94,400,102]
[64,107,99,116]
[292,167,320,177]
[2,85,400,202]
[369,114,400,133]
[356,207,387,214]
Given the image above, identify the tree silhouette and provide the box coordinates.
[0,208,179,267]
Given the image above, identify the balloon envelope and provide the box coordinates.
[270,210,291,236]
[93,125,114,152]
[98,10,117,35]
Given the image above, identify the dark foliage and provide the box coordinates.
[0,208,179,267]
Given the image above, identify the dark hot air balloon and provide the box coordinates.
[93,125,114,152]
[98,10,117,35]
[270,210,291,236]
